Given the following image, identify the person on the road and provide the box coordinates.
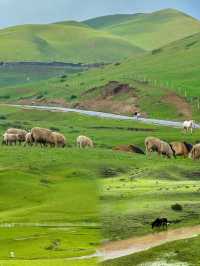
[134,112,141,120]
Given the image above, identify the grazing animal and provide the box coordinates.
[31,127,54,147]
[170,142,193,158]
[145,137,162,155]
[52,132,66,148]
[113,145,144,155]
[189,144,200,160]
[77,135,93,148]
[145,137,175,158]
[6,128,27,143]
[183,120,195,133]
[160,141,175,158]
[3,133,18,145]
[24,133,33,146]
[152,218,168,229]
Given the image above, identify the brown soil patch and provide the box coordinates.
[18,98,69,107]
[83,81,132,98]
[78,81,145,116]
[162,92,192,119]
[74,99,139,115]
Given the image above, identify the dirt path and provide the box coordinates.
[100,225,200,261]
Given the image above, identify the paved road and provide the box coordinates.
[10,104,200,129]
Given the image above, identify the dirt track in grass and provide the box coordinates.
[100,225,200,261]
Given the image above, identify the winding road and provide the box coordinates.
[9,104,200,128]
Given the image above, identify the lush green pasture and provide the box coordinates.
[0,106,101,264]
[103,235,200,266]
[0,105,200,265]
[0,259,96,266]
[102,171,200,241]
[0,64,83,88]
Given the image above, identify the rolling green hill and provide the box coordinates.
[87,9,200,50]
[4,30,199,120]
[0,9,200,120]
[0,22,143,63]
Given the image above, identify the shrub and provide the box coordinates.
[70,95,77,100]
[49,127,60,132]
[100,167,118,177]
[0,95,10,99]
[171,203,183,211]
[0,115,6,120]
[60,75,67,79]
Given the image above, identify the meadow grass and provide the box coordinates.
[0,64,83,88]
[0,105,199,265]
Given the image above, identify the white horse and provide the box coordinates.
[183,120,195,133]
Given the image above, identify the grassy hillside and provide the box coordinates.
[0,9,200,121]
[8,30,198,120]
[94,9,200,50]
[0,22,143,63]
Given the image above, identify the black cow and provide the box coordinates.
[151,218,168,229]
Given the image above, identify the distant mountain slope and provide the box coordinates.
[88,9,200,50]
[0,22,143,63]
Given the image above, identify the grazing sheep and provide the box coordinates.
[77,135,93,148]
[24,133,33,146]
[170,142,193,158]
[52,132,66,148]
[189,144,200,160]
[160,141,175,158]
[31,127,54,147]
[6,128,27,143]
[183,120,195,133]
[3,133,18,145]
[145,137,175,158]
[145,137,162,156]
[113,145,144,155]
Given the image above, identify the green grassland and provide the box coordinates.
[0,64,84,88]
[0,105,102,265]
[0,22,143,64]
[0,105,199,265]
[84,9,200,50]
[0,259,96,266]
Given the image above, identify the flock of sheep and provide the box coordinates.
[2,127,93,148]
[113,137,200,160]
[2,123,200,160]
[145,137,199,159]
